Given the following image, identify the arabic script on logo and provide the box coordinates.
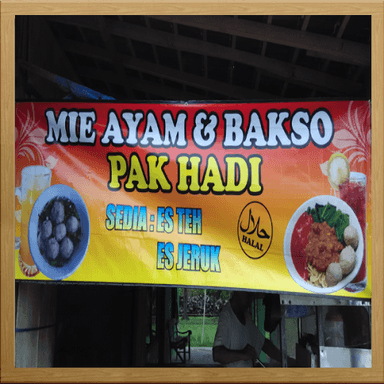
[237,202,273,259]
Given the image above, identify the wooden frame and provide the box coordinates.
[1,1,383,382]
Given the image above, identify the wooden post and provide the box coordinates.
[15,282,57,367]
[201,289,206,344]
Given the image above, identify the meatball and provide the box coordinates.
[54,223,67,243]
[37,234,45,252]
[339,245,356,275]
[51,201,65,225]
[325,262,343,287]
[46,237,60,260]
[66,216,79,233]
[60,237,74,259]
[40,219,52,240]
[344,225,359,250]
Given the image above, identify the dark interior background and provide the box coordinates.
[16,15,371,102]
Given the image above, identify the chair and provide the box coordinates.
[168,318,192,363]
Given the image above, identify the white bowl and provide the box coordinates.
[28,184,90,280]
[283,195,364,294]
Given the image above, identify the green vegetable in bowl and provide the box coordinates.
[307,203,349,243]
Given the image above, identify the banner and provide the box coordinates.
[15,101,371,298]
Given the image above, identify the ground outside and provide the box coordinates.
[171,347,222,367]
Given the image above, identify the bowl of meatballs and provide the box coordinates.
[28,184,90,280]
[283,195,364,294]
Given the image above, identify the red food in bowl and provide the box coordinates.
[305,221,343,272]
[290,212,314,280]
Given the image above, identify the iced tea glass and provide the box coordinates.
[15,165,51,276]
[339,172,367,293]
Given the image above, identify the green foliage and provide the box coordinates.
[178,316,219,348]
[220,290,231,300]
[177,288,231,301]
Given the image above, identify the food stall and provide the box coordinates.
[15,100,371,367]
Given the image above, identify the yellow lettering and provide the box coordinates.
[225,156,248,193]
[249,156,262,194]
[124,154,148,190]
[107,154,127,190]
[147,155,171,191]
[201,156,224,193]
[177,156,201,192]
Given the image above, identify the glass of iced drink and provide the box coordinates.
[339,172,367,292]
[15,165,51,276]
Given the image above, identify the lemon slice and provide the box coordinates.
[327,153,350,190]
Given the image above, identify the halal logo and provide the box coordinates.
[237,202,273,259]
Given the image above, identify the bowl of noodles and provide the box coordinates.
[284,195,364,294]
